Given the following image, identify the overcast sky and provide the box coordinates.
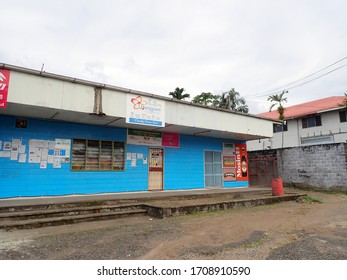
[1,0,346,114]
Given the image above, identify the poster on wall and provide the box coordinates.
[223,155,235,168]
[0,69,11,109]
[222,142,248,182]
[162,132,180,148]
[127,129,162,146]
[235,143,248,181]
[222,143,235,155]
[126,95,165,127]
[127,129,180,148]
[223,168,236,181]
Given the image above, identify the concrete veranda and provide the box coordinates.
[0,186,271,208]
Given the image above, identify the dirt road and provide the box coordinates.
[0,190,346,259]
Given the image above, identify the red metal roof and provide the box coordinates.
[258,96,346,120]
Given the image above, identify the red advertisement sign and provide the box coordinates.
[0,69,10,108]
[162,132,180,148]
[235,143,248,181]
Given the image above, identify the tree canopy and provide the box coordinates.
[215,89,249,113]
[192,92,216,106]
[169,87,190,100]
[268,90,288,121]
[192,89,249,113]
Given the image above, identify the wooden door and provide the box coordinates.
[148,148,164,190]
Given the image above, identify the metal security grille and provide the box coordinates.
[204,151,223,187]
[248,157,278,187]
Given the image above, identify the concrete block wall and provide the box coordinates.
[277,143,347,189]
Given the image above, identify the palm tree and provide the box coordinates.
[217,89,249,113]
[169,87,190,100]
[268,90,288,149]
[192,92,216,106]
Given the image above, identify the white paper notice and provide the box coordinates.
[53,157,61,168]
[41,148,49,161]
[143,157,148,164]
[10,151,18,161]
[48,155,54,164]
[12,139,21,149]
[19,154,27,163]
[40,161,47,169]
[18,145,26,154]
[0,151,11,158]
[131,159,137,167]
[137,153,143,159]
[55,139,71,150]
[0,140,2,150]
[126,153,132,160]
[131,153,137,160]
[48,141,55,149]
[3,142,11,150]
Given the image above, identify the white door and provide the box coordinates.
[204,151,223,187]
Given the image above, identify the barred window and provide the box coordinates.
[71,139,125,171]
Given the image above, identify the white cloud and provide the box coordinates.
[0,0,346,113]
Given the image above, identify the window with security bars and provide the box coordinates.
[71,139,125,171]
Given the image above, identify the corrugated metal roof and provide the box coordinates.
[258,96,346,120]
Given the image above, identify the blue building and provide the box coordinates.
[0,64,273,198]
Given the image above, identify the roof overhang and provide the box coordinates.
[0,63,274,141]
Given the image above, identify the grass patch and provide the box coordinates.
[301,195,323,204]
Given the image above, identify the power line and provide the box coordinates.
[245,56,347,98]
[248,63,347,99]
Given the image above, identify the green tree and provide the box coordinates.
[217,89,249,113]
[169,87,190,100]
[268,90,288,149]
[192,92,216,106]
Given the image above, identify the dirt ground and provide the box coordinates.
[0,189,346,260]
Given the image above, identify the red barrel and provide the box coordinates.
[272,178,284,196]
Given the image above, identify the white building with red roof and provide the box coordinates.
[248,96,347,150]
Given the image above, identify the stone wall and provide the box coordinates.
[277,143,347,189]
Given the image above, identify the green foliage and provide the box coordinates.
[192,92,216,106]
[169,87,190,100]
[192,89,249,113]
[268,90,288,121]
[215,88,249,113]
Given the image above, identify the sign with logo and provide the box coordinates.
[127,129,162,146]
[127,129,180,148]
[162,132,180,148]
[222,142,248,182]
[126,95,165,127]
[0,69,10,109]
[235,143,248,181]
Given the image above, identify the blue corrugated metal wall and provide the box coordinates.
[0,115,247,198]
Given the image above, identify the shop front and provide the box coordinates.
[0,64,274,198]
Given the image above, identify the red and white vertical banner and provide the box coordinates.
[235,143,248,181]
[0,69,11,108]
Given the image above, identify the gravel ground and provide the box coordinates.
[0,189,346,260]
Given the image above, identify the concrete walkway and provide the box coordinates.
[0,187,270,208]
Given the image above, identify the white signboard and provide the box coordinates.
[126,95,165,127]
[127,129,162,146]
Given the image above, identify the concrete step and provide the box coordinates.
[0,200,141,213]
[0,208,148,231]
[0,203,145,221]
